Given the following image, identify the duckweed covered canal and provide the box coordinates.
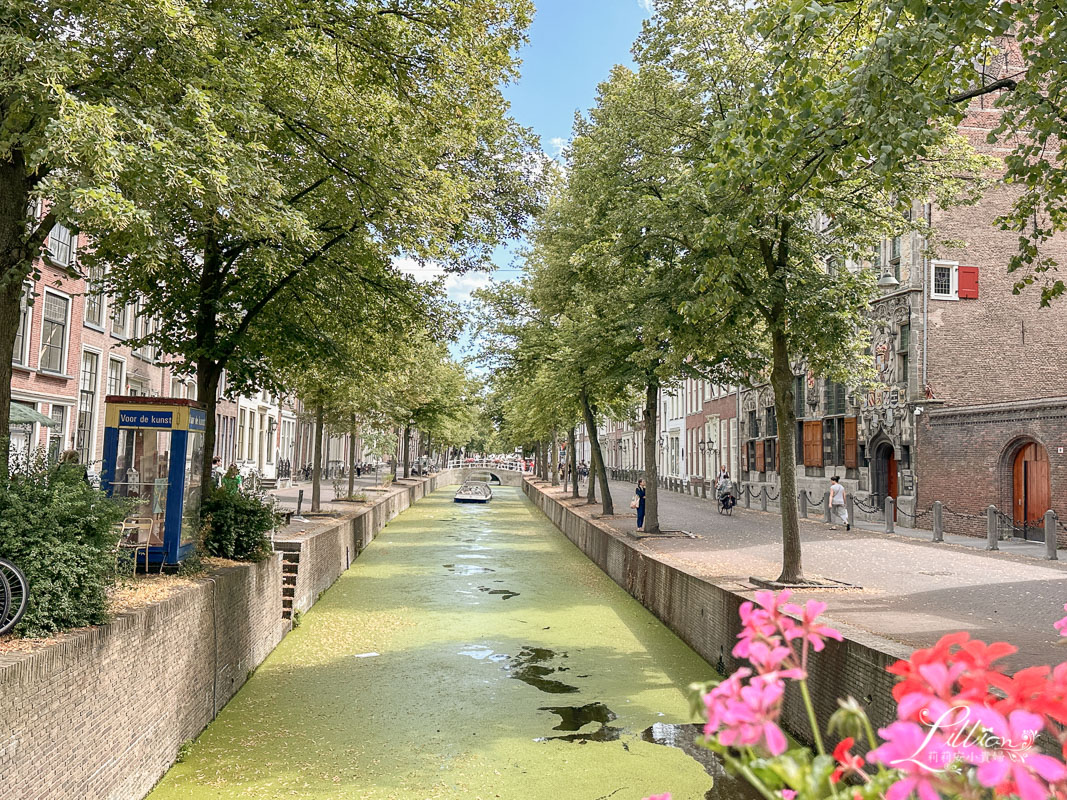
[149,486,756,800]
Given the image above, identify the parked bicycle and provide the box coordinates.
[0,557,29,636]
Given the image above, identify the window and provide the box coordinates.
[764,406,778,438]
[170,377,182,398]
[794,375,805,420]
[39,293,69,373]
[84,266,105,327]
[898,324,910,351]
[48,405,66,461]
[795,421,804,464]
[746,440,757,474]
[76,351,99,464]
[931,261,958,300]
[747,409,760,439]
[823,381,847,416]
[47,223,75,268]
[107,358,125,396]
[238,409,246,459]
[803,421,823,467]
[111,302,131,337]
[901,445,911,470]
[12,284,31,366]
[763,438,777,474]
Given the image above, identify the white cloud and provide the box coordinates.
[638,0,654,11]
[549,136,567,157]
[393,257,497,307]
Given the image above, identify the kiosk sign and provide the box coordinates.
[189,409,206,431]
[117,410,173,428]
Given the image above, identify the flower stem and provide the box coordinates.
[721,750,779,800]
[799,678,825,755]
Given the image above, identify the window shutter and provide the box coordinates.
[958,266,979,299]
[803,421,823,467]
[844,417,858,468]
[755,441,766,473]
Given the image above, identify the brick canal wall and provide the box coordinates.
[523,478,913,741]
[0,556,286,800]
[0,473,459,800]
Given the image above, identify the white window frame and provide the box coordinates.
[83,265,107,330]
[38,289,72,375]
[111,301,134,339]
[107,356,126,398]
[76,346,103,465]
[931,260,959,301]
[12,282,33,367]
[47,222,76,268]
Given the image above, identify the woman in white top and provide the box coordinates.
[829,476,849,531]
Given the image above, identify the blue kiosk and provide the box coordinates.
[101,397,206,567]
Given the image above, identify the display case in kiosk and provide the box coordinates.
[101,397,206,567]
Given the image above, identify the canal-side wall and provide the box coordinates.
[522,478,912,741]
[0,556,286,800]
[0,473,459,800]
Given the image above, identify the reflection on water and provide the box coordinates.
[507,646,579,694]
[641,722,762,799]
[443,564,495,575]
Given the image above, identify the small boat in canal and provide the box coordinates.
[454,481,492,504]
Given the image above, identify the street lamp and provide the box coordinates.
[877,270,900,290]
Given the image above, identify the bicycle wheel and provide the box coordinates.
[0,570,9,633]
[0,559,29,636]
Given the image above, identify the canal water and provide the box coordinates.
[148,486,755,800]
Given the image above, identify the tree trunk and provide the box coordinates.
[642,379,661,534]
[568,426,579,498]
[771,328,803,583]
[402,424,411,479]
[550,430,559,486]
[539,439,548,481]
[195,362,223,490]
[579,389,613,515]
[312,404,324,512]
[347,413,357,499]
[0,152,43,477]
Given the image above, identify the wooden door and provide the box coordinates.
[1014,443,1051,528]
[887,452,898,521]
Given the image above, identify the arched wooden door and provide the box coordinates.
[873,443,899,520]
[1014,442,1050,538]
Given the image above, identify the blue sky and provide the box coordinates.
[399,0,651,352]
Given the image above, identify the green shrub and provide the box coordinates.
[200,486,278,561]
[0,455,127,636]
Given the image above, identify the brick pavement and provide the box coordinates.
[553,477,1067,673]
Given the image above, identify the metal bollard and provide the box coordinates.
[760,487,768,511]
[296,489,304,516]
[885,497,895,533]
[799,491,808,518]
[986,505,998,551]
[932,501,943,542]
[845,494,854,529]
[744,486,751,509]
[1046,510,1058,560]
[823,491,832,523]
[702,481,708,499]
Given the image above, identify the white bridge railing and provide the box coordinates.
[446,459,527,473]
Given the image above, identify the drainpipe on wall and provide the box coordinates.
[922,201,931,389]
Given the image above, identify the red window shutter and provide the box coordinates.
[755,441,766,473]
[844,417,858,468]
[958,266,979,299]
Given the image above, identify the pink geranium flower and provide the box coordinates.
[642,795,671,800]
[868,721,956,800]
[782,599,844,654]
[972,710,1066,800]
[1054,603,1067,637]
[706,672,788,755]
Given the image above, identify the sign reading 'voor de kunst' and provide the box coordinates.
[117,410,173,428]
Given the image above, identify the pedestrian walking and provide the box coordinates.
[829,475,849,530]
[632,479,647,532]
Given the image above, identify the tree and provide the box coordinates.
[628,0,990,581]
[80,0,537,486]
[0,1,227,472]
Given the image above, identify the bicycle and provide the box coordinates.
[0,557,29,636]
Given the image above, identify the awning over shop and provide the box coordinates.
[10,402,57,427]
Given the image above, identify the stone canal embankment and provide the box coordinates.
[522,477,913,742]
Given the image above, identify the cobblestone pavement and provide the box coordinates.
[550,478,1067,673]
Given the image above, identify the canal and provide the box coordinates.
[148,485,752,799]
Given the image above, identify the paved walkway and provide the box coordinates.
[550,478,1067,673]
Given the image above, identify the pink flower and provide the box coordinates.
[642,795,671,800]
[972,710,1066,800]
[868,721,956,800]
[705,672,788,755]
[735,590,797,660]
[746,640,804,679]
[780,791,796,800]
[1054,603,1067,636]
[782,599,843,654]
